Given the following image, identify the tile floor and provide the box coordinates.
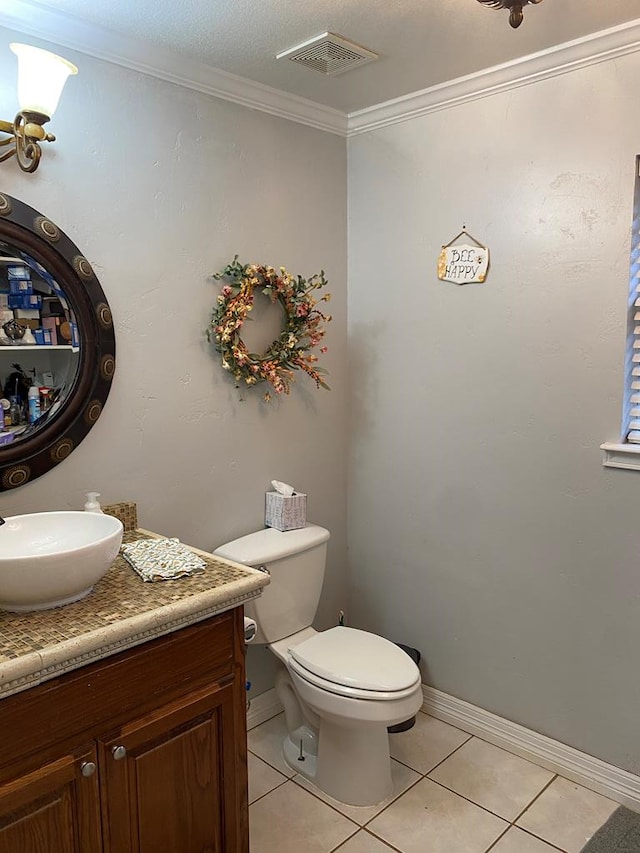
[247,711,620,853]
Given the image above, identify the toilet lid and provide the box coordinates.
[289,626,419,692]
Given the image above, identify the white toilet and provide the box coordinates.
[214,523,423,807]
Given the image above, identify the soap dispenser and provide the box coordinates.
[84,492,103,513]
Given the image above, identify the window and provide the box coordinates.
[624,155,640,444]
[601,156,640,469]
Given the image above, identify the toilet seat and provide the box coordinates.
[288,655,421,701]
[288,626,420,699]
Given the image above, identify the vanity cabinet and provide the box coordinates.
[0,747,101,852]
[0,608,249,853]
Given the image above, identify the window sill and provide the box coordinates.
[601,442,640,471]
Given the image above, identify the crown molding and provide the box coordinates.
[347,18,640,136]
[1,2,639,141]
[0,0,348,137]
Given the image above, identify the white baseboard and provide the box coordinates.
[247,688,282,731]
[245,682,640,810]
[422,685,640,812]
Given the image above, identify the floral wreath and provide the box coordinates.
[209,256,331,401]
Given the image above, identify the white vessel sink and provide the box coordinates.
[0,511,124,612]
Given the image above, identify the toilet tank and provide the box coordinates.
[214,524,330,644]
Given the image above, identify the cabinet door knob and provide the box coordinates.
[111,745,127,760]
[80,761,96,777]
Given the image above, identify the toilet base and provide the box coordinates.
[314,715,392,806]
[282,717,392,806]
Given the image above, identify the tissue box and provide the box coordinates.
[7,265,31,280]
[8,293,40,309]
[9,279,32,295]
[14,307,41,319]
[33,328,53,346]
[265,491,307,531]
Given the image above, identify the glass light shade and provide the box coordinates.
[10,43,77,119]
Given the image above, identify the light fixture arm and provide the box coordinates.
[0,112,55,173]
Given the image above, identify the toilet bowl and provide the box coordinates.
[272,626,423,805]
[214,524,423,806]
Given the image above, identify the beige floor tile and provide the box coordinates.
[249,780,358,853]
[389,712,471,774]
[367,777,507,853]
[429,737,554,820]
[293,758,420,825]
[489,826,564,853]
[248,752,288,804]
[516,776,618,853]
[248,713,296,778]
[333,830,400,852]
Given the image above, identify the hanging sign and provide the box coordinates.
[437,229,489,285]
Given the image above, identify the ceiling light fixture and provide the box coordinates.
[476,0,543,29]
[0,44,77,173]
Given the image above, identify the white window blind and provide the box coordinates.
[625,156,640,443]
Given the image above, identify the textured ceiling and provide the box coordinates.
[15,0,640,112]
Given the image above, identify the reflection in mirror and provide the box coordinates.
[0,192,115,491]
[0,241,80,448]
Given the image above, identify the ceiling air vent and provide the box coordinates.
[276,32,378,76]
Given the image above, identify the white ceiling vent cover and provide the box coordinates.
[277,32,378,77]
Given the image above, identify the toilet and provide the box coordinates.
[214,523,423,807]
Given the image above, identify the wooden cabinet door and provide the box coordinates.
[100,681,245,853]
[0,748,102,853]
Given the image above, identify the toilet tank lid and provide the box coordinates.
[213,523,330,566]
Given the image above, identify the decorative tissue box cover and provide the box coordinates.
[265,491,307,531]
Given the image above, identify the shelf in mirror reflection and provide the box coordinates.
[0,344,79,352]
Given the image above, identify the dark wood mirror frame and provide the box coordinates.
[0,192,115,491]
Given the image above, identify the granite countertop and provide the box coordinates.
[0,520,268,700]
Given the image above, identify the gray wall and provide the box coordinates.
[0,28,349,697]
[348,51,640,775]
[3,22,640,775]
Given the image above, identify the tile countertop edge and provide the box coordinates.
[0,565,268,701]
[0,650,45,697]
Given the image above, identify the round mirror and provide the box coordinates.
[0,192,115,491]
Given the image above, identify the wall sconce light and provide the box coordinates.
[0,43,77,173]
[476,0,543,29]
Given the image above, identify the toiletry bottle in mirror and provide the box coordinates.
[9,396,20,426]
[28,385,41,424]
